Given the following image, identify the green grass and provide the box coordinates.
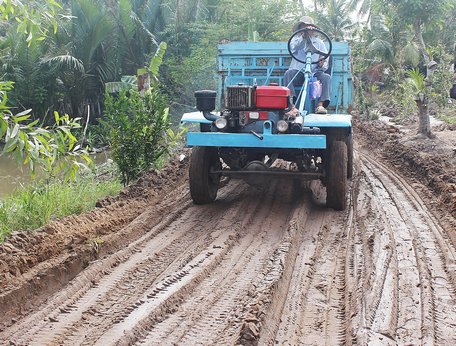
[0,175,122,242]
[440,114,456,125]
[435,105,456,125]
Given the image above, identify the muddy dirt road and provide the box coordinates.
[1,143,456,345]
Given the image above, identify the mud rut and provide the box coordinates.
[2,148,456,345]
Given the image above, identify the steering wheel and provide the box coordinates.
[287,27,332,65]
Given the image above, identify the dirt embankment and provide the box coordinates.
[0,155,190,326]
[354,117,456,232]
[0,120,456,345]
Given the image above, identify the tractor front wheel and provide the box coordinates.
[189,146,221,204]
[326,140,348,210]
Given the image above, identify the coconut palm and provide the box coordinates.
[316,0,355,41]
[0,13,63,119]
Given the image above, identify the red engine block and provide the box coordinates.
[254,85,290,109]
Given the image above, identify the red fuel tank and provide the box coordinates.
[254,85,290,109]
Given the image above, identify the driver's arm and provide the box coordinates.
[315,39,329,70]
[289,35,306,54]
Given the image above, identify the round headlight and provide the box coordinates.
[215,117,228,130]
[277,120,289,133]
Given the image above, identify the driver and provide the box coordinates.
[284,16,330,115]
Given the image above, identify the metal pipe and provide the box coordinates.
[202,111,220,121]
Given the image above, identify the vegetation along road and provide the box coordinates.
[1,132,456,345]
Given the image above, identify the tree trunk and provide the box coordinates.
[415,97,433,138]
[414,18,430,64]
[453,41,456,74]
[137,72,150,97]
[414,18,433,138]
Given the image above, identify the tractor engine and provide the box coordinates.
[225,85,290,111]
[195,85,321,135]
[195,85,292,133]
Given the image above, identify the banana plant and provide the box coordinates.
[105,41,167,93]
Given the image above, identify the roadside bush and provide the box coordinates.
[104,88,171,184]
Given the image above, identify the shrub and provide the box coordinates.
[104,88,170,184]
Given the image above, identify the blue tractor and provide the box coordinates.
[181,28,353,210]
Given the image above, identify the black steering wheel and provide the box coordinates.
[287,27,332,65]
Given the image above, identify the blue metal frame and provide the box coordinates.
[187,132,326,149]
[187,121,327,149]
[217,41,352,113]
[181,111,352,128]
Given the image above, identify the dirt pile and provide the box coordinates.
[354,116,456,231]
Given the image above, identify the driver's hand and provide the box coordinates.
[318,58,326,68]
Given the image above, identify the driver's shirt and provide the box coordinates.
[289,35,328,74]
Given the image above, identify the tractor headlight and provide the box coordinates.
[249,111,260,120]
[277,120,289,133]
[215,117,228,130]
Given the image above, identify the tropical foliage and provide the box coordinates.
[0,81,92,181]
[1,0,456,153]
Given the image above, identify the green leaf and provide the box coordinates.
[403,42,420,67]
[47,0,62,9]
[162,107,169,122]
[137,68,148,75]
[148,42,167,79]
[26,31,33,45]
[2,136,18,154]
[45,55,85,73]
[28,119,39,127]
[105,78,137,93]
[11,123,19,138]
[13,109,32,122]
[0,117,7,138]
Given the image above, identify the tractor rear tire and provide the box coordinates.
[326,140,347,210]
[189,146,221,204]
[346,133,353,179]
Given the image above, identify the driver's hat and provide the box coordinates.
[293,16,319,31]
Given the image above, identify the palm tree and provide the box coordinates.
[347,0,376,24]
[313,0,328,12]
[316,0,354,41]
[0,10,66,119]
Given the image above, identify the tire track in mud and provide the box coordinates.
[260,189,351,346]
[134,180,297,345]
[349,152,456,345]
[2,179,305,345]
[245,148,456,346]
[0,162,191,326]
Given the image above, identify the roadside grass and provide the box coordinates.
[437,105,456,125]
[440,114,456,125]
[0,175,122,242]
